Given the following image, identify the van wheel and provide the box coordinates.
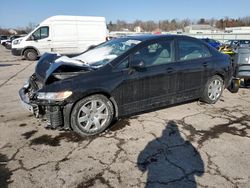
[24,49,38,61]
[201,75,224,104]
[71,94,114,136]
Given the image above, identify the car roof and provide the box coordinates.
[119,34,194,41]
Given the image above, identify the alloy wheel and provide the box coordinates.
[208,79,222,101]
[77,100,109,132]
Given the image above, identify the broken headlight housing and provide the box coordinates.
[36,91,72,101]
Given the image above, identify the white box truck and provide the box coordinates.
[12,15,108,61]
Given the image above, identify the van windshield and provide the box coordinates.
[73,38,142,68]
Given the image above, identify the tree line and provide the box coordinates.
[108,16,250,32]
[0,22,36,36]
[1,16,250,35]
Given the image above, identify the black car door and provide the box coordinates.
[175,38,213,101]
[112,39,178,116]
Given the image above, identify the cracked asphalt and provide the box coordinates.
[0,45,250,188]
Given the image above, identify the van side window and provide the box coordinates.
[32,26,49,40]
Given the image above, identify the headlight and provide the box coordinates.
[23,80,30,89]
[37,91,72,101]
[13,39,22,45]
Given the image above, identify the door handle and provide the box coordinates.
[203,62,208,67]
[166,68,174,73]
[47,39,51,42]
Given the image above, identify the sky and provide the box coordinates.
[1,0,250,28]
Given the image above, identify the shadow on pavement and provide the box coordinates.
[0,153,12,188]
[137,121,204,188]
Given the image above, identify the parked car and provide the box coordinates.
[0,35,9,45]
[0,35,7,39]
[233,47,250,86]
[19,35,234,136]
[11,15,108,61]
[5,35,24,49]
[0,35,8,43]
[200,38,221,49]
[224,40,250,49]
[5,41,12,49]
[219,45,235,57]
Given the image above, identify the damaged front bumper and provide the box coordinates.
[19,88,35,114]
[19,80,73,130]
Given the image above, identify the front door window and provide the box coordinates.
[32,26,49,40]
[132,40,174,67]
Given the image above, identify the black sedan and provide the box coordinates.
[19,35,233,136]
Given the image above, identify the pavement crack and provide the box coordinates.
[197,115,250,146]
[176,108,250,147]
[205,152,236,185]
[77,172,114,188]
[0,61,34,88]
[87,155,109,166]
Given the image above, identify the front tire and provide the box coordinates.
[24,49,38,61]
[201,75,224,104]
[71,94,114,136]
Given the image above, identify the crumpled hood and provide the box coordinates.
[35,53,89,84]
[55,56,85,66]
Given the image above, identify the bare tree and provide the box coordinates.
[25,22,37,33]
[0,28,11,35]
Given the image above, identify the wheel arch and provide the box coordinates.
[21,46,40,56]
[200,74,225,104]
[67,91,119,134]
[213,72,225,83]
[68,91,119,128]
[82,91,119,119]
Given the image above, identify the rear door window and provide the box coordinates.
[178,39,211,61]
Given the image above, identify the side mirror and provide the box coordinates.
[29,35,37,41]
[130,59,145,70]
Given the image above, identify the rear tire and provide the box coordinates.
[201,75,224,104]
[71,94,114,136]
[227,79,240,93]
[243,78,250,86]
[24,49,38,61]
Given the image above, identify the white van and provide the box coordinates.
[12,15,108,61]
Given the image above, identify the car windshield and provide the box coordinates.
[73,38,142,68]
